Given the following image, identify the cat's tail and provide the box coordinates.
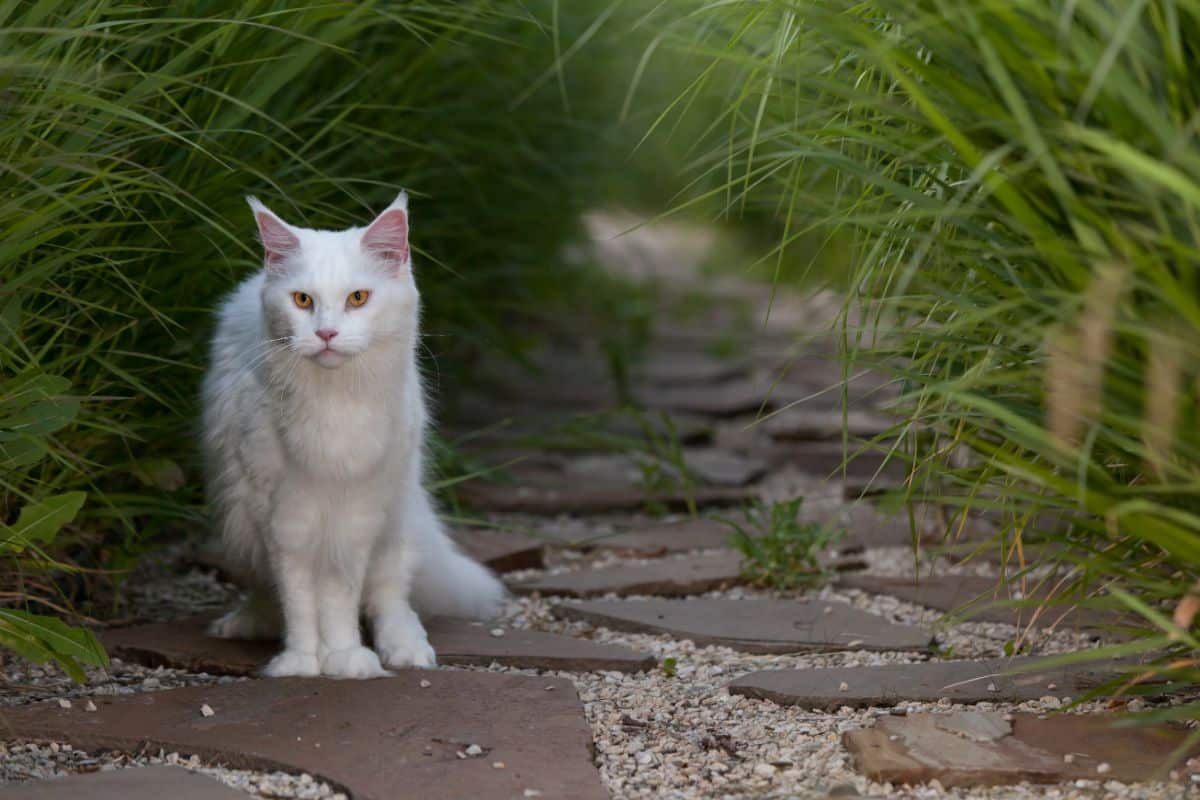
[411,531,507,620]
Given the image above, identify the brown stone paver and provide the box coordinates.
[450,527,545,573]
[761,441,908,496]
[634,377,775,417]
[458,478,752,515]
[0,766,247,800]
[570,516,735,555]
[4,673,606,800]
[554,597,933,653]
[100,616,655,676]
[509,551,746,598]
[728,656,1145,709]
[837,573,1129,630]
[844,711,1200,787]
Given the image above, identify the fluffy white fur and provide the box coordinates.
[202,192,504,679]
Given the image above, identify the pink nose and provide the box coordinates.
[316,328,338,343]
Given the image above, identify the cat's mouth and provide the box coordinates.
[312,345,350,367]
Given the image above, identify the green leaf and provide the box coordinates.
[0,609,108,683]
[131,458,187,492]
[0,373,79,440]
[0,492,87,554]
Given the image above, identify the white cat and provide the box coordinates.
[201,192,505,679]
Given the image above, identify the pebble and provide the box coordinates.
[419,679,432,688]
[200,704,215,718]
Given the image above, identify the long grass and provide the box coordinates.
[0,1,636,676]
[638,0,1200,719]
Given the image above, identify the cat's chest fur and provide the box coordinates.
[275,381,413,480]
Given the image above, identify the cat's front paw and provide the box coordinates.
[376,624,437,669]
[321,646,390,679]
[261,649,320,677]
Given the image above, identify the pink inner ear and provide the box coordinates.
[255,211,300,267]
[362,209,410,266]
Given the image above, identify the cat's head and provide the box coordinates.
[248,194,417,369]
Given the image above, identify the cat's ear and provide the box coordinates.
[246,196,300,274]
[361,192,410,273]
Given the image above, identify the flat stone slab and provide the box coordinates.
[511,551,746,598]
[100,616,654,676]
[554,597,933,653]
[837,574,1127,630]
[635,377,774,417]
[844,711,1200,787]
[729,657,1132,710]
[637,351,749,386]
[4,672,605,800]
[572,517,735,555]
[457,478,752,515]
[683,448,767,486]
[450,527,545,573]
[0,766,246,800]
[763,407,895,441]
[763,441,908,495]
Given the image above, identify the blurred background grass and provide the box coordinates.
[7,0,1200,703]
[641,0,1200,710]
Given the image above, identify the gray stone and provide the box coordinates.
[683,448,767,486]
[844,712,1200,787]
[637,351,749,386]
[4,673,606,800]
[728,656,1137,709]
[837,573,1129,630]
[100,616,655,676]
[0,767,246,800]
[762,441,908,496]
[554,597,933,653]
[763,407,895,441]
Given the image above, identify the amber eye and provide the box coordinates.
[292,292,313,310]
[347,290,370,308]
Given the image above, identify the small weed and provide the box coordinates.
[661,657,678,677]
[724,498,844,590]
[931,643,956,659]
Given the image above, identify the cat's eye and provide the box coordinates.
[292,292,313,310]
[347,290,370,308]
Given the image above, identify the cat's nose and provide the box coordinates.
[315,328,338,343]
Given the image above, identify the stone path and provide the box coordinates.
[4,212,1196,800]
[99,616,656,675]
[5,673,606,800]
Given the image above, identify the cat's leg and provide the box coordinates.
[315,509,388,679]
[365,493,436,669]
[260,491,323,677]
[208,586,281,641]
